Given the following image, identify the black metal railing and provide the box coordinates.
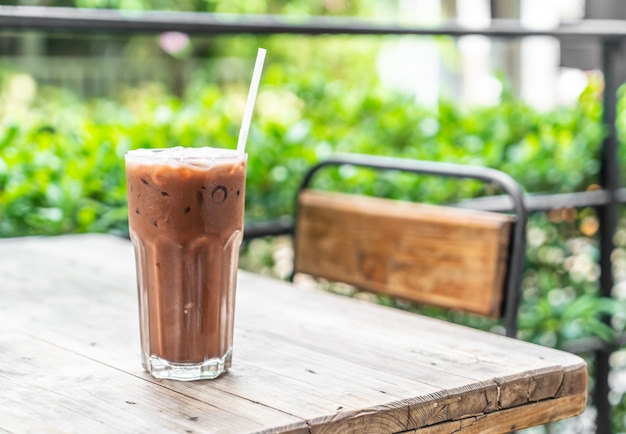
[0,6,623,432]
[1,6,626,39]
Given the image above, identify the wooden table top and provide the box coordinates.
[0,234,587,433]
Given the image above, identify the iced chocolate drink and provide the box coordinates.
[125,147,247,381]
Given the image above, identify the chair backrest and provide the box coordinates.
[292,154,528,337]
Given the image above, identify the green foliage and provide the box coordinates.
[0,66,606,235]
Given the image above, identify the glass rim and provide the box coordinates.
[125,146,247,163]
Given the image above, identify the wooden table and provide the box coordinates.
[0,234,587,433]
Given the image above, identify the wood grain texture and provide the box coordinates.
[0,234,587,433]
[294,190,514,317]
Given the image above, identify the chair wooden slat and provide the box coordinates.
[294,190,515,318]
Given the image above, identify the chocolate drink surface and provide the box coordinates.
[125,147,247,381]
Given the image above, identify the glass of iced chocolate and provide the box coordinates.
[125,146,247,381]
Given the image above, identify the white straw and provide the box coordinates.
[237,48,267,154]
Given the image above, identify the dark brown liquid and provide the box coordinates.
[126,155,246,364]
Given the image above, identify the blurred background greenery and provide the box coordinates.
[1,0,626,432]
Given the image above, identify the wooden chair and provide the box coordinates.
[291,154,528,337]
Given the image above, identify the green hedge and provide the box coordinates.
[0,67,606,235]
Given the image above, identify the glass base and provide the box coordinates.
[143,349,232,381]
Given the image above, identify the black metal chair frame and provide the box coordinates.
[292,153,529,338]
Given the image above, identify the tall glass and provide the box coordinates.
[125,147,247,381]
